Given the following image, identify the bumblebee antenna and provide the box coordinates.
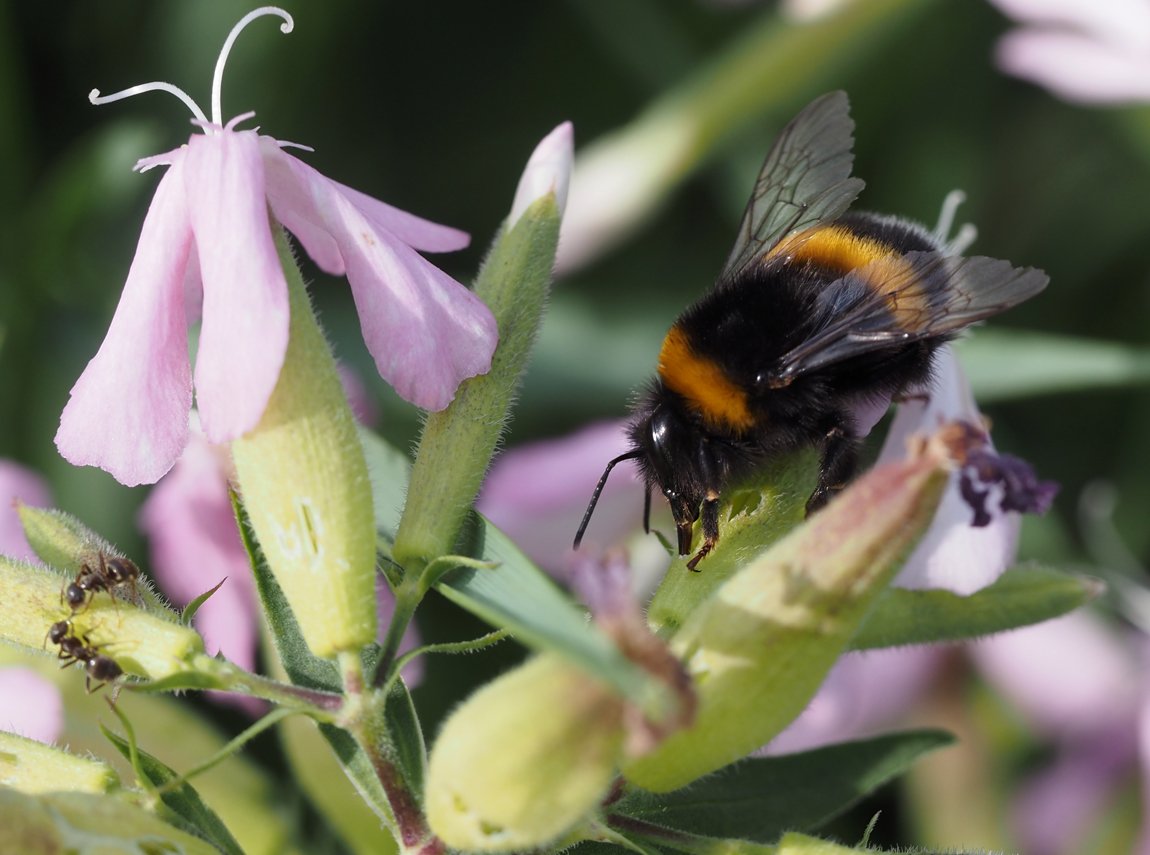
[573,450,643,550]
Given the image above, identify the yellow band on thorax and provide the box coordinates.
[658,326,755,432]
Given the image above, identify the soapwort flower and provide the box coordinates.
[55,7,497,487]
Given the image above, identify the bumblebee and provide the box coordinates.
[573,91,1047,570]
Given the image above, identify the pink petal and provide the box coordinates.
[333,179,470,253]
[55,164,195,486]
[260,142,345,273]
[988,0,1150,47]
[0,461,52,560]
[138,428,257,674]
[478,421,644,574]
[263,145,496,410]
[183,130,289,442]
[997,29,1150,104]
[0,668,64,744]
[509,122,574,226]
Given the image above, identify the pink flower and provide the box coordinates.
[884,344,1055,594]
[0,462,64,744]
[989,0,1150,104]
[970,611,1146,854]
[138,420,260,683]
[0,668,63,745]
[55,8,497,487]
[0,460,51,561]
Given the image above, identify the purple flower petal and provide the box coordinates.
[263,145,496,410]
[0,461,51,560]
[0,668,63,744]
[55,164,195,486]
[183,131,290,442]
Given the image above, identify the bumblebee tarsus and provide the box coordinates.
[807,426,859,515]
[687,494,722,571]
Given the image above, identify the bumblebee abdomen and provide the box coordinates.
[771,218,943,333]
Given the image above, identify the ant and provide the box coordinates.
[62,553,140,614]
[48,619,123,693]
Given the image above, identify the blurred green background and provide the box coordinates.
[2,1,1149,851]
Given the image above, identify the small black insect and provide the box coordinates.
[574,92,1047,570]
[62,553,141,613]
[51,621,122,693]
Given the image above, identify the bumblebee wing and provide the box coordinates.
[771,251,1049,381]
[722,91,866,281]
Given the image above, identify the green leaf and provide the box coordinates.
[182,578,227,625]
[959,329,1150,401]
[383,680,427,799]
[232,493,340,693]
[609,730,953,844]
[851,564,1102,650]
[438,511,676,718]
[359,426,411,548]
[359,427,676,720]
[129,671,228,693]
[102,728,244,855]
[316,723,396,828]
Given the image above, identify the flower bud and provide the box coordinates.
[0,731,119,795]
[230,229,377,658]
[623,425,965,792]
[426,653,625,852]
[0,555,205,685]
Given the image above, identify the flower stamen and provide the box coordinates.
[89,83,208,126]
[210,6,294,127]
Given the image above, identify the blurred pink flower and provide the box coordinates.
[56,7,496,487]
[140,409,422,705]
[0,668,63,745]
[138,421,259,680]
[990,0,1150,103]
[478,421,645,574]
[0,462,64,744]
[0,460,51,560]
[970,610,1147,854]
[765,646,945,755]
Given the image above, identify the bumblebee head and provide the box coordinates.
[638,403,711,554]
[572,398,715,557]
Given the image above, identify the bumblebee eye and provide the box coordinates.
[663,488,677,499]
